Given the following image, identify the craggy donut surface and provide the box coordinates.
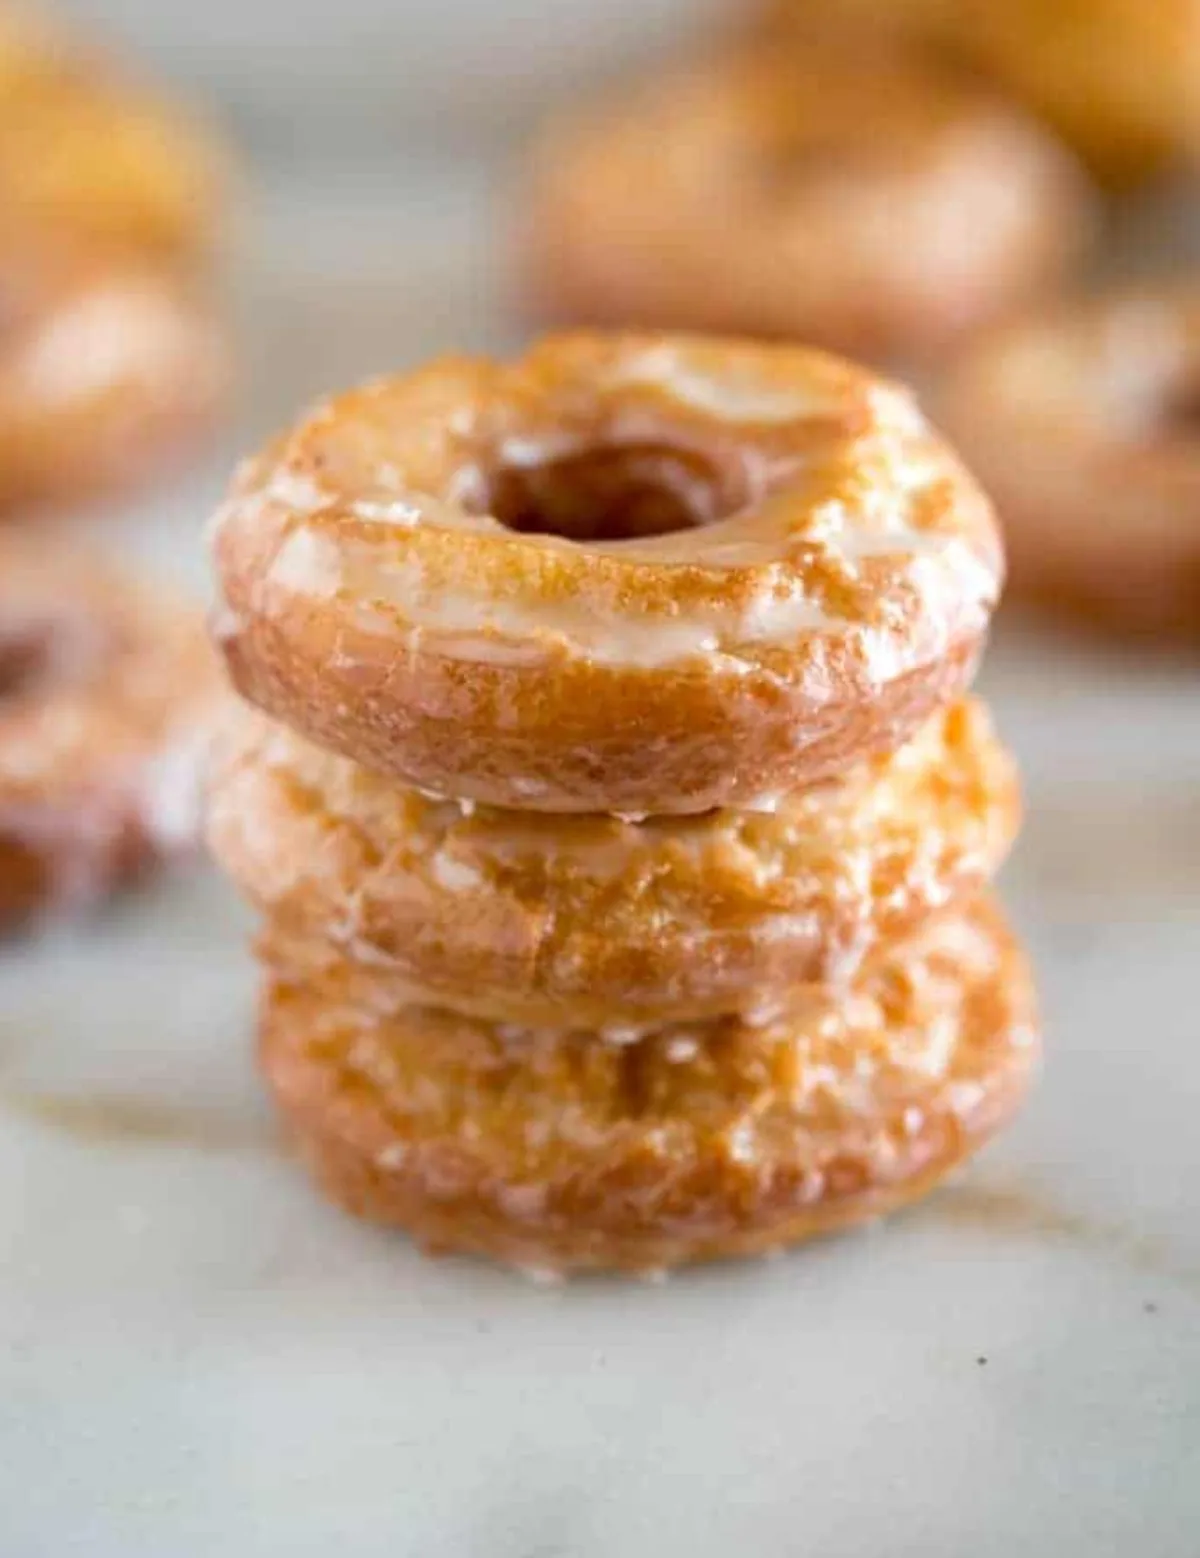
[524,45,1091,362]
[0,4,221,264]
[211,699,1019,1029]
[261,896,1038,1275]
[213,334,1003,814]
[939,286,1200,638]
[0,249,225,512]
[764,0,1200,184]
[0,536,218,931]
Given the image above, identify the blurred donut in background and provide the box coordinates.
[0,532,219,934]
[762,0,1200,185]
[0,245,225,512]
[0,3,227,516]
[937,283,1200,640]
[0,2,222,264]
[523,40,1093,364]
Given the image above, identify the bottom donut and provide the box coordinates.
[260,896,1038,1275]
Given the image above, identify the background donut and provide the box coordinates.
[523,41,1093,363]
[0,535,219,933]
[761,0,1200,184]
[0,249,226,513]
[938,284,1200,639]
[0,3,222,264]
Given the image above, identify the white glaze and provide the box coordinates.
[613,345,840,423]
[260,509,990,675]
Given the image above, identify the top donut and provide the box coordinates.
[211,333,1002,815]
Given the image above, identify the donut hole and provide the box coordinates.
[1162,380,1200,438]
[0,625,55,700]
[486,443,733,543]
[0,614,106,701]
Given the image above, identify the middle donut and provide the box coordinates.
[208,698,1018,1030]
[212,333,1003,816]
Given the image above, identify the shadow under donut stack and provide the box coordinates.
[207,333,1039,1276]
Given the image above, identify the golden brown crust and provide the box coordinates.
[212,333,1002,813]
[0,534,220,932]
[763,0,1200,184]
[260,896,1039,1274]
[211,699,1020,1027]
[938,285,1200,641]
[523,43,1092,361]
[0,251,225,514]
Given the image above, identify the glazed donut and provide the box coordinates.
[260,895,1038,1274]
[0,248,225,512]
[523,44,1092,362]
[212,333,1003,815]
[0,535,219,932]
[938,284,1200,639]
[210,698,1019,1029]
[0,3,221,264]
[763,0,1200,184]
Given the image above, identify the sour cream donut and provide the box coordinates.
[212,334,1003,815]
[0,249,225,512]
[260,896,1038,1275]
[524,44,1091,362]
[211,699,1019,1029]
[938,285,1200,639]
[0,535,218,932]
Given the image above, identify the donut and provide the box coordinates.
[210,698,1019,1029]
[0,248,225,512]
[934,0,1200,185]
[211,333,1003,815]
[762,0,1200,184]
[0,3,221,264]
[937,285,1200,639]
[0,535,219,932]
[260,895,1038,1275]
[522,44,1092,362]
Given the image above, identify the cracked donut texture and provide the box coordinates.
[212,333,1003,815]
[208,332,1034,1274]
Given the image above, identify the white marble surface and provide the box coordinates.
[1,168,1198,1556]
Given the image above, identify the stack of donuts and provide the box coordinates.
[208,332,1039,1276]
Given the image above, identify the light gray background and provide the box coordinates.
[58,0,726,154]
